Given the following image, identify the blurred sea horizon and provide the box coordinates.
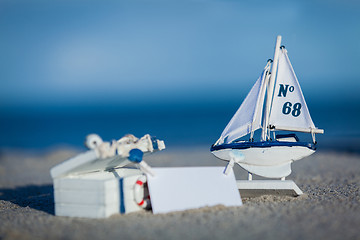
[1,93,359,153]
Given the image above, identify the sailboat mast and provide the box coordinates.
[261,35,282,141]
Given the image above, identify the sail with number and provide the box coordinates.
[218,63,270,144]
[268,48,316,133]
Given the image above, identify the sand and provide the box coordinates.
[0,146,359,240]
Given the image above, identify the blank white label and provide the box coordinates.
[147,167,242,214]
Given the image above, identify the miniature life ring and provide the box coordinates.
[133,175,151,209]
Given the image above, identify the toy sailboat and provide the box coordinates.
[211,35,324,182]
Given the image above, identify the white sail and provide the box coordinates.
[217,63,270,144]
[268,48,316,132]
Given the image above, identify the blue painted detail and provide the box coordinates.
[151,136,158,150]
[210,140,316,152]
[128,149,143,163]
[119,178,125,214]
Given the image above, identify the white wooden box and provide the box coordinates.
[51,150,146,218]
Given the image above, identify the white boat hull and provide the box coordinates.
[211,146,315,178]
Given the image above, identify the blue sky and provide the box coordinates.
[0,0,359,109]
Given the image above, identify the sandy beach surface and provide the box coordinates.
[0,146,359,240]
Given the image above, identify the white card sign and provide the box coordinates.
[146,167,242,214]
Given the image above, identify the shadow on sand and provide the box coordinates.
[0,184,54,215]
